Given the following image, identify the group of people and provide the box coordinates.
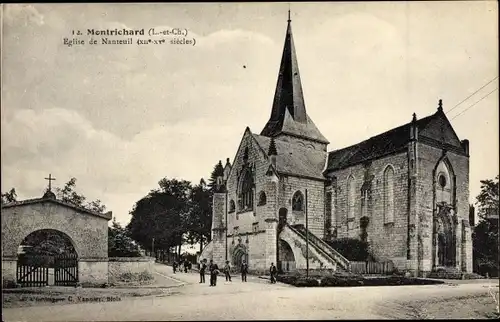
[172,259,192,274]
[197,259,278,286]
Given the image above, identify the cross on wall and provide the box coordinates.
[44,173,56,191]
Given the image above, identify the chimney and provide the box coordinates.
[461,139,469,155]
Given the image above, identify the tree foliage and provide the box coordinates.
[127,162,220,257]
[108,218,142,257]
[475,175,499,220]
[1,188,17,205]
[54,177,107,213]
[473,175,499,277]
[21,230,75,256]
[127,178,193,254]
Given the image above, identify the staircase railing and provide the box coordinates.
[286,224,339,269]
[290,224,350,271]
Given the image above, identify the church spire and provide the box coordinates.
[260,12,329,145]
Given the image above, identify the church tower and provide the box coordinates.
[260,11,329,151]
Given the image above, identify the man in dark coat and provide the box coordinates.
[209,260,219,286]
[199,259,207,283]
[173,261,177,274]
[240,260,248,282]
[270,262,277,284]
[224,261,232,282]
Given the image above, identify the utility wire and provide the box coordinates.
[446,76,499,114]
[450,87,498,120]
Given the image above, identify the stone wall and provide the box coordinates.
[325,152,409,269]
[108,257,155,284]
[79,260,109,285]
[278,176,326,238]
[226,130,272,235]
[416,142,471,274]
[1,259,16,284]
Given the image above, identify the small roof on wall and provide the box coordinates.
[1,196,113,220]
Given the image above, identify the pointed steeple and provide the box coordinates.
[261,13,329,145]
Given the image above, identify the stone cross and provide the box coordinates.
[44,173,56,191]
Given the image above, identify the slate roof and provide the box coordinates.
[1,196,113,220]
[260,18,329,144]
[326,114,436,171]
[252,133,328,180]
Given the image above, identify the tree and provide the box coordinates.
[186,179,213,252]
[472,175,499,277]
[208,161,224,192]
[127,178,192,259]
[54,177,107,213]
[476,175,499,220]
[1,188,17,204]
[108,218,142,257]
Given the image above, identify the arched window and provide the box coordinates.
[347,175,356,219]
[258,191,267,206]
[383,166,395,224]
[229,200,235,213]
[292,191,304,211]
[238,169,253,211]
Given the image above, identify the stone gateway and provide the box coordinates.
[200,15,473,278]
[1,189,112,286]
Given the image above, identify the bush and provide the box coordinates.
[276,274,299,285]
[320,274,364,287]
[293,277,320,287]
[326,238,371,261]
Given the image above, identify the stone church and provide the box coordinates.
[201,15,473,277]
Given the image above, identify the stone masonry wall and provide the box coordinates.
[326,152,409,269]
[416,142,471,273]
[108,257,155,284]
[1,202,109,260]
[277,176,326,238]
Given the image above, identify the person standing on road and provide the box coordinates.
[199,259,207,283]
[269,262,277,284]
[173,261,178,274]
[209,260,219,287]
[224,261,232,282]
[240,260,248,282]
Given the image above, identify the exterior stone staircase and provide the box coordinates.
[287,224,350,272]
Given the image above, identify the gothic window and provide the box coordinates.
[292,191,304,211]
[438,173,447,188]
[258,191,267,206]
[229,200,235,213]
[347,175,356,219]
[383,166,395,224]
[238,169,254,211]
[243,147,249,162]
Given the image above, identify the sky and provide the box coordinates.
[1,2,498,226]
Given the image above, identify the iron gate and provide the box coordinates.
[54,253,78,286]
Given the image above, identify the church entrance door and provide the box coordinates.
[434,205,456,268]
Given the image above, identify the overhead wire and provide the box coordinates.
[450,87,498,120]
